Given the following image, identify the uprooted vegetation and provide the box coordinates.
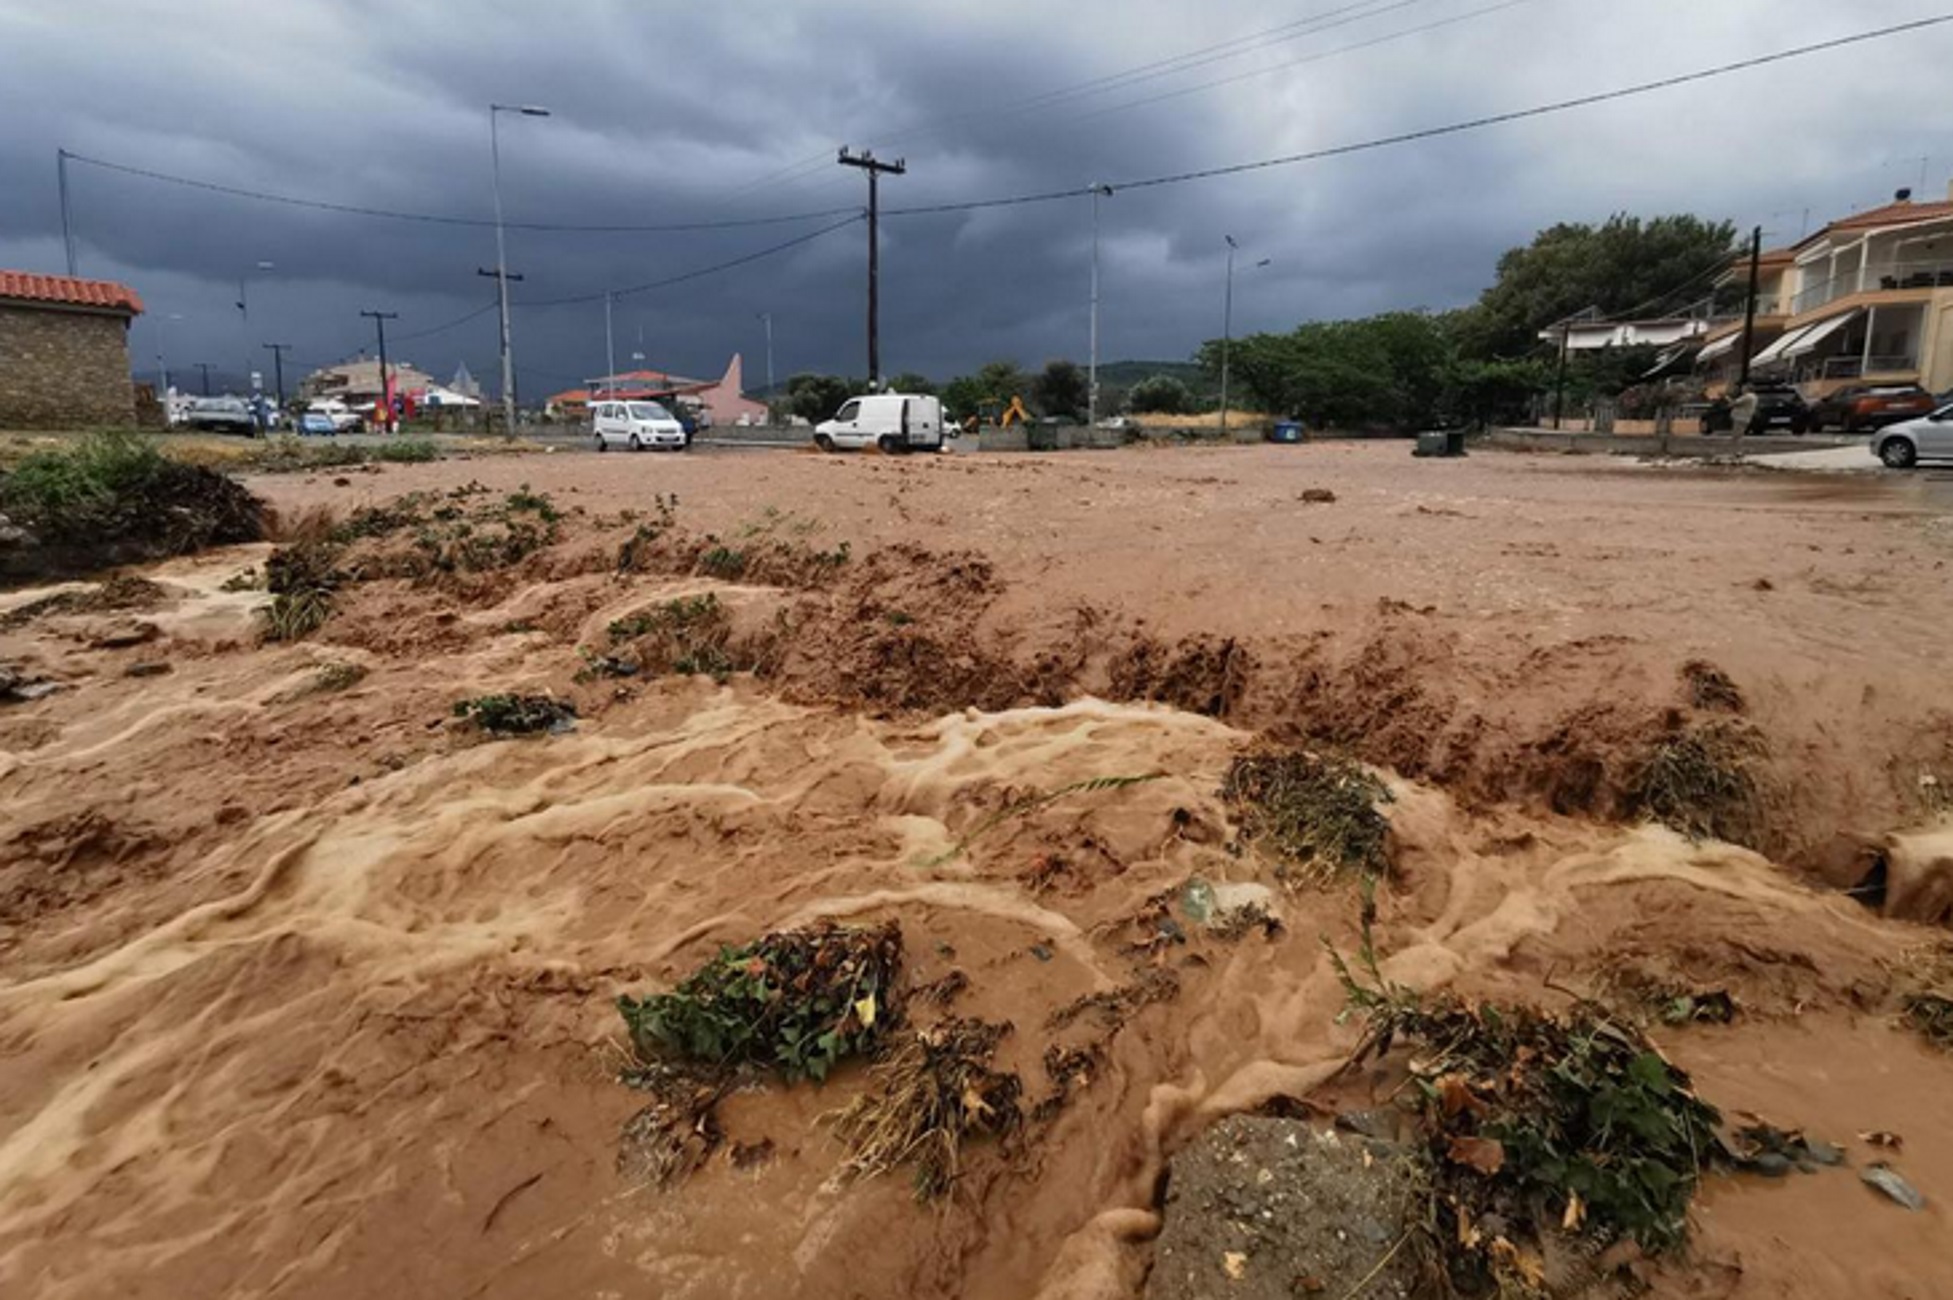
[1222,748,1394,884]
[0,573,165,631]
[452,693,576,735]
[1895,944,1953,1050]
[1625,720,1764,847]
[598,593,768,682]
[0,432,264,585]
[614,921,1026,1200]
[1335,941,1723,1295]
[261,540,341,642]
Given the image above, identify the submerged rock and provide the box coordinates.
[1148,1115,1420,1300]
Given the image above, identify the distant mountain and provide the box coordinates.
[1094,360,1216,399]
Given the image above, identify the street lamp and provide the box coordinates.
[756,311,775,407]
[1088,184,1114,432]
[1219,236,1272,439]
[237,260,273,396]
[489,103,551,436]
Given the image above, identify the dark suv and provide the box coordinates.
[1806,383,1937,433]
[1699,383,1811,434]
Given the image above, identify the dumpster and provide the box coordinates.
[1270,421,1304,444]
[1412,429,1467,458]
[1027,424,1060,452]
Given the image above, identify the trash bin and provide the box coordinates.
[1027,424,1060,452]
[1413,429,1467,458]
[1270,421,1304,444]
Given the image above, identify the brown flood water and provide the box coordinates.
[3,444,1951,1298]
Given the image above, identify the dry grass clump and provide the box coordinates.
[1625,722,1763,846]
[1222,748,1393,883]
[830,1018,1023,1200]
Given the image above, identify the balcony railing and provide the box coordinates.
[1792,260,1953,314]
[1819,355,1920,380]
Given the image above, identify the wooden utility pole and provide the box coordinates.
[1736,225,1762,389]
[360,310,400,433]
[262,342,291,412]
[837,148,905,387]
[477,267,525,431]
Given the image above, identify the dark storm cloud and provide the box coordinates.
[2,0,1949,396]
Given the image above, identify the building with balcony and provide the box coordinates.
[1701,186,1953,397]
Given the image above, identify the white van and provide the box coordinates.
[593,399,689,452]
[813,394,947,453]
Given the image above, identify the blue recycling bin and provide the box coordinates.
[1270,421,1304,444]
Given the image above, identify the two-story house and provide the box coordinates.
[1701,185,1953,396]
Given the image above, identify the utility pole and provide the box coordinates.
[477,266,525,418]
[361,310,399,433]
[56,148,78,277]
[196,362,212,397]
[1089,184,1114,432]
[1552,325,1569,429]
[488,103,552,436]
[837,147,905,388]
[1736,225,1763,390]
[262,343,291,413]
[604,291,616,400]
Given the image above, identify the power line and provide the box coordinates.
[881,16,1953,219]
[391,300,501,342]
[60,151,858,233]
[517,212,864,308]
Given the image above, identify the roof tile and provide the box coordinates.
[0,270,144,314]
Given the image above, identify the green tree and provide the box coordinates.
[1455,213,1737,359]
[941,360,1030,422]
[1197,312,1454,429]
[784,373,865,423]
[887,372,937,396]
[1128,373,1194,414]
[1030,359,1088,421]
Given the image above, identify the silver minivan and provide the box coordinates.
[593,400,688,452]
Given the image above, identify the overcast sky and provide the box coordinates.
[2,0,1949,397]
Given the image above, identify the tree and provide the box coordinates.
[784,373,865,423]
[1128,373,1193,414]
[887,372,936,396]
[941,360,1031,422]
[1196,312,1454,429]
[1030,359,1088,421]
[1455,214,1738,359]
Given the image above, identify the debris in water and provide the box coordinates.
[1860,1130,1904,1151]
[1680,659,1746,713]
[1222,748,1393,883]
[1861,1163,1926,1211]
[1334,935,1722,1290]
[830,1016,1022,1200]
[452,693,577,735]
[1298,488,1337,504]
[1626,720,1764,847]
[618,921,902,1083]
[1717,1122,1843,1176]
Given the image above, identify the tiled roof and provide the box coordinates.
[0,270,144,314]
[1800,200,1953,248]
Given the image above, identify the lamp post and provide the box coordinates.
[489,102,551,435]
[757,311,775,406]
[236,260,273,395]
[1218,235,1271,440]
[1088,184,1114,432]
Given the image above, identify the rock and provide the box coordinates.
[91,620,160,650]
[1862,1163,1926,1211]
[125,661,172,678]
[1147,1116,1421,1300]
[1299,489,1337,504]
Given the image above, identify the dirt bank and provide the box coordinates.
[1,445,1950,1299]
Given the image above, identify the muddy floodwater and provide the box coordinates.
[3,442,1951,1299]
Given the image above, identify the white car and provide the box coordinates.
[1873,402,1953,468]
[813,394,947,453]
[306,398,364,433]
[593,399,688,452]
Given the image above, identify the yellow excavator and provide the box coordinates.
[962,395,1030,435]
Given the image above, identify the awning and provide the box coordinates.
[1750,323,1816,368]
[1783,309,1861,360]
[1695,333,1739,364]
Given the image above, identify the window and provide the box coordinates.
[835,400,861,422]
[627,402,671,421]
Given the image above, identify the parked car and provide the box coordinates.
[184,396,257,435]
[1806,383,1937,433]
[813,394,948,453]
[1699,383,1810,434]
[592,399,688,451]
[1870,402,1953,468]
[296,411,339,437]
[306,398,364,433]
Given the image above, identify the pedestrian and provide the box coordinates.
[1729,384,1759,439]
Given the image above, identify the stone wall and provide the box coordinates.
[0,304,137,429]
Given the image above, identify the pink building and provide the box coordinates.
[546,353,767,424]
